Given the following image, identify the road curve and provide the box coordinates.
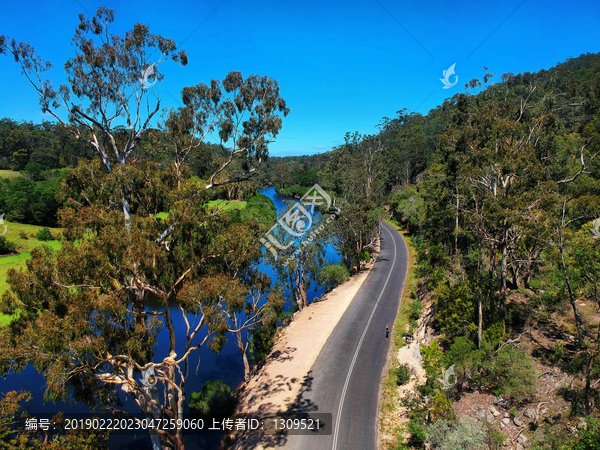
[285,221,408,450]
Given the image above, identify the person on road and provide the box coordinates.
[385,324,389,339]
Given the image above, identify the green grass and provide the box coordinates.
[0,221,62,325]
[207,199,247,211]
[0,170,23,181]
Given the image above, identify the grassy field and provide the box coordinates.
[0,221,61,325]
[207,199,247,211]
[0,170,22,181]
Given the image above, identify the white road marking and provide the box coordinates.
[331,224,398,450]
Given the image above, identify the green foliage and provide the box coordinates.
[388,185,426,232]
[0,391,109,449]
[317,263,349,291]
[21,162,48,181]
[480,345,537,404]
[0,170,68,227]
[421,339,444,382]
[35,227,53,241]
[228,193,277,228]
[427,417,484,449]
[189,380,235,416]
[434,281,477,343]
[551,340,566,366]
[430,391,454,422]
[407,419,427,447]
[426,416,505,450]
[570,417,600,450]
[0,235,17,255]
[395,363,411,386]
[409,297,423,321]
[249,293,285,367]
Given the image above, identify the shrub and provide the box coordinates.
[481,346,537,404]
[430,392,454,422]
[317,263,350,291]
[407,420,426,447]
[409,298,423,320]
[426,416,502,450]
[551,340,565,366]
[0,235,17,255]
[396,363,411,386]
[36,227,54,241]
[434,282,477,343]
[571,417,600,450]
[18,231,28,239]
[189,380,235,416]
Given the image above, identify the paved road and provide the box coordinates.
[284,221,408,450]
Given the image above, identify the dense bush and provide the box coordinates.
[396,363,411,386]
[317,263,350,291]
[0,235,17,255]
[570,417,600,450]
[480,345,537,404]
[227,193,277,228]
[0,170,68,227]
[426,416,505,450]
[189,380,235,416]
[36,227,54,241]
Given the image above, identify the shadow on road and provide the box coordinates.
[229,370,327,449]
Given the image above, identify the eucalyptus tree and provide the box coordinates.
[0,7,288,450]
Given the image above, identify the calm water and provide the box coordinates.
[0,186,340,449]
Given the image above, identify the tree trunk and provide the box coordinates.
[477,234,483,349]
[236,332,251,381]
[500,234,508,338]
[558,234,584,346]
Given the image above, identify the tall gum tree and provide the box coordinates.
[0,7,288,450]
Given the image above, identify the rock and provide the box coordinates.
[500,422,506,428]
[516,443,525,450]
[524,408,536,419]
[504,413,510,418]
[494,396,503,405]
[489,405,501,417]
[475,410,486,421]
[502,418,510,425]
[518,433,528,443]
[568,426,577,434]
[514,417,524,427]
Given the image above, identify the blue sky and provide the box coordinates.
[1,0,599,156]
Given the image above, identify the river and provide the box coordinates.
[0,186,340,449]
